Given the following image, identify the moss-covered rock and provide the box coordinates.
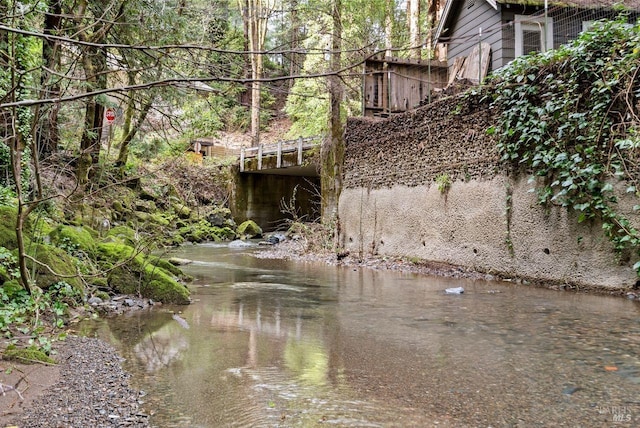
[97,242,190,304]
[90,277,109,290]
[1,279,23,298]
[133,211,150,222]
[3,346,56,364]
[207,206,236,228]
[214,226,236,240]
[135,200,157,213]
[163,232,185,247]
[112,200,125,212]
[26,243,84,291]
[147,254,191,281]
[106,225,139,246]
[171,202,192,219]
[0,205,31,250]
[237,220,262,239]
[149,212,171,227]
[94,290,110,301]
[49,225,97,256]
[177,219,224,243]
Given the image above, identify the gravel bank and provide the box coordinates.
[9,335,148,428]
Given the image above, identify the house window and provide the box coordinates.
[582,21,595,33]
[514,15,553,57]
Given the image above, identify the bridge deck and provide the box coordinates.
[239,136,321,176]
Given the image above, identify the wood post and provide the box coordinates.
[277,140,282,168]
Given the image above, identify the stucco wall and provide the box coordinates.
[339,95,638,290]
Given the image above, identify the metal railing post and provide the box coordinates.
[258,144,263,170]
[240,148,245,172]
[297,137,303,165]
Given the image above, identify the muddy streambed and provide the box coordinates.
[77,242,640,427]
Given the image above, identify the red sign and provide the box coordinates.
[105,108,116,124]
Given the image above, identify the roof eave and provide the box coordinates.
[434,0,499,44]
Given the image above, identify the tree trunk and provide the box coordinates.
[116,95,153,168]
[321,0,344,223]
[75,0,112,185]
[238,0,253,118]
[77,44,107,185]
[385,0,394,58]
[248,0,263,147]
[408,0,421,59]
[34,0,63,158]
[6,9,34,294]
[288,0,300,87]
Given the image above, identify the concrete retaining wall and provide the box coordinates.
[339,95,638,290]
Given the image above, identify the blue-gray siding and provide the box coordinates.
[446,0,503,73]
[446,2,639,72]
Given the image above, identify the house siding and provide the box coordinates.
[445,2,640,73]
[500,6,638,65]
[446,0,503,73]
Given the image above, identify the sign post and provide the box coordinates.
[105,108,116,125]
[105,108,116,159]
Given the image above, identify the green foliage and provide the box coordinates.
[0,280,76,355]
[435,173,452,194]
[485,18,640,273]
[0,143,31,193]
[0,247,20,287]
[0,185,16,206]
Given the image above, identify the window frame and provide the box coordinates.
[514,14,554,57]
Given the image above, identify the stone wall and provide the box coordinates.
[339,94,638,290]
[344,95,501,189]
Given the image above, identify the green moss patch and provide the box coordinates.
[26,243,84,291]
[237,220,262,239]
[106,225,139,246]
[97,242,190,304]
[3,346,56,364]
[0,205,31,250]
[49,225,97,256]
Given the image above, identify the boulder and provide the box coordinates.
[97,242,190,304]
[236,220,263,239]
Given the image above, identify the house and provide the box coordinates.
[363,56,449,117]
[434,0,640,79]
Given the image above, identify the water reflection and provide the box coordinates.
[134,321,189,373]
[78,244,640,427]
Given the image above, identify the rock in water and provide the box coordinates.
[445,287,464,294]
[229,239,254,248]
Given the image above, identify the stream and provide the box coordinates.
[77,242,640,427]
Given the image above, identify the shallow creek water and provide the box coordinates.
[78,243,640,427]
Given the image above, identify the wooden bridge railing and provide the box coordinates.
[239,136,322,172]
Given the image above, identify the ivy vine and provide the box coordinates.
[484,18,640,275]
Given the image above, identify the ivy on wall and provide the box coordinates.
[483,18,640,274]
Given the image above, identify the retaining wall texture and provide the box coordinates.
[339,95,638,290]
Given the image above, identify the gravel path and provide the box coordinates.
[10,335,149,428]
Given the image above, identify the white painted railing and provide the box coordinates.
[239,136,321,172]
